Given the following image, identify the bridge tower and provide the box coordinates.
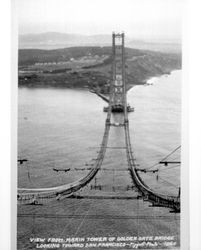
[109,32,133,113]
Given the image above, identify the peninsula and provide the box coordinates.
[18,46,181,93]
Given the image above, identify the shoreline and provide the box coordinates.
[18,46,181,92]
[18,69,181,93]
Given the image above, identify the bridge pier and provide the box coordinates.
[17,32,180,213]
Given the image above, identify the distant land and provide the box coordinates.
[19,32,181,53]
[18,45,181,92]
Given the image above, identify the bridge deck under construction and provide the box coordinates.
[17,32,180,213]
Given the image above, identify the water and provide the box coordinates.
[17,70,181,248]
[18,70,181,195]
[128,70,181,195]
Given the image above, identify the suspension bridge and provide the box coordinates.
[17,33,180,213]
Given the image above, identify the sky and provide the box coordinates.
[17,0,184,40]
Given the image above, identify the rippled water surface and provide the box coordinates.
[18,70,181,196]
[17,71,181,249]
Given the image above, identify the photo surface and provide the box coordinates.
[16,0,182,249]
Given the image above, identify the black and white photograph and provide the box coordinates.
[15,0,184,249]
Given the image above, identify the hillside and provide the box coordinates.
[18,46,181,92]
[18,47,146,66]
[19,32,112,49]
[19,32,181,53]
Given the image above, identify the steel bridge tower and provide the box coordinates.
[17,32,180,213]
[109,32,133,113]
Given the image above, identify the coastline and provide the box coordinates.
[18,46,181,92]
[18,68,181,94]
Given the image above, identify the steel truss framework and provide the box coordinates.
[18,33,180,213]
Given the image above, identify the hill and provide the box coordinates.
[19,32,181,53]
[19,33,112,49]
[18,46,181,92]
